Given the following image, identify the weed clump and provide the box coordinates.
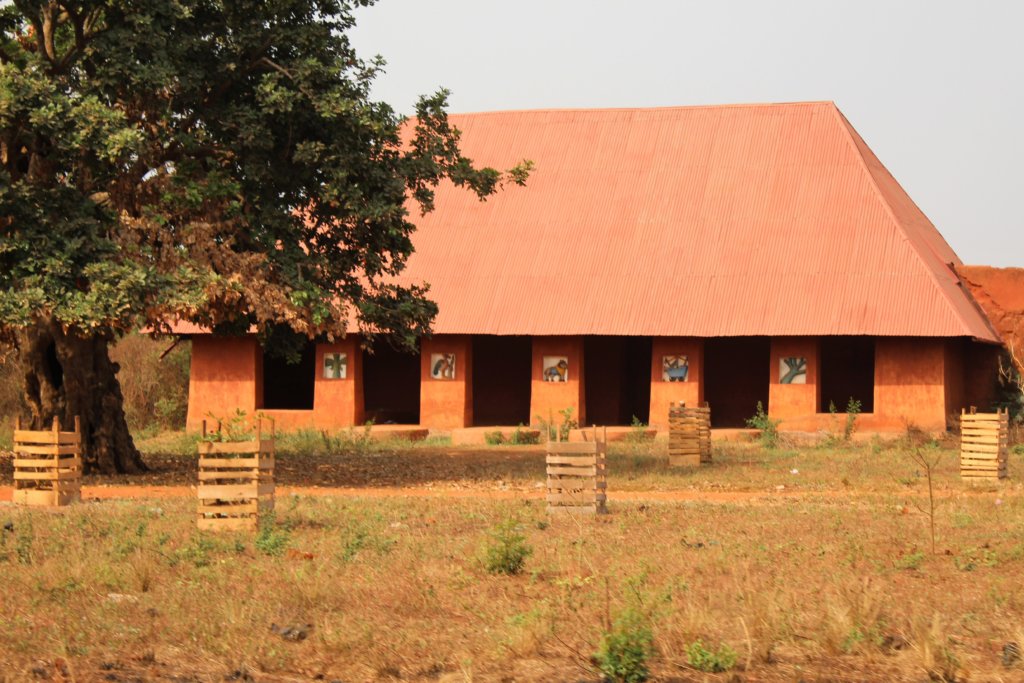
[594,607,654,682]
[484,518,532,576]
[255,515,291,557]
[685,639,737,673]
[746,401,780,449]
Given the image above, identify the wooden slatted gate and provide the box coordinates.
[11,417,82,507]
[197,417,276,531]
[960,407,1008,481]
[546,426,607,514]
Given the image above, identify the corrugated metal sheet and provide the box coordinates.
[394,102,998,341]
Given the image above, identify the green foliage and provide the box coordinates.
[200,410,255,442]
[0,1,530,457]
[255,515,291,557]
[558,407,579,441]
[111,335,191,431]
[895,551,925,571]
[746,401,780,449]
[625,416,650,444]
[594,607,654,683]
[484,517,532,576]
[509,424,540,445]
[843,398,862,441]
[339,521,395,562]
[484,424,540,446]
[685,639,737,673]
[174,535,219,569]
[533,409,578,441]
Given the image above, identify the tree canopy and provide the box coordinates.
[0,0,529,471]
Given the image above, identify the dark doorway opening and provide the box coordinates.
[583,336,652,426]
[819,337,875,413]
[362,345,420,424]
[472,336,532,426]
[262,342,316,410]
[704,337,770,427]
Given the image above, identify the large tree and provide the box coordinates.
[0,1,529,472]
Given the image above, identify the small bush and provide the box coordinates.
[746,401,780,449]
[509,424,540,445]
[685,639,737,673]
[594,607,654,683]
[843,398,862,441]
[533,408,578,442]
[895,551,925,571]
[255,515,291,557]
[484,518,532,576]
[484,430,505,446]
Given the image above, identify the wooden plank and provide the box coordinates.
[13,457,82,469]
[545,455,598,465]
[547,493,605,504]
[13,470,79,481]
[546,442,600,455]
[960,414,1005,422]
[197,440,261,455]
[961,435,1002,445]
[546,465,597,477]
[199,457,261,468]
[13,445,80,456]
[198,502,259,515]
[548,479,607,490]
[197,517,257,532]
[12,430,79,445]
[961,444,1001,454]
[197,484,259,501]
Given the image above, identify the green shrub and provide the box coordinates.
[594,607,654,683]
[746,401,780,449]
[895,550,925,571]
[509,424,540,445]
[843,398,862,441]
[685,639,737,673]
[484,430,505,446]
[484,518,532,575]
[255,515,291,557]
[625,415,650,444]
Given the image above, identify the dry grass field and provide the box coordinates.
[3,435,1024,682]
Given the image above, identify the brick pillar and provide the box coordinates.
[313,337,363,428]
[874,337,947,431]
[649,338,703,430]
[186,336,261,431]
[768,337,820,430]
[530,336,585,426]
[420,335,473,429]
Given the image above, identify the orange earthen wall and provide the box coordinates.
[531,336,585,426]
[869,337,947,432]
[186,336,261,431]
[186,333,983,434]
[648,338,703,429]
[768,337,819,429]
[420,335,472,429]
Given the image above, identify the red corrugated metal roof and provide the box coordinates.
[395,102,998,341]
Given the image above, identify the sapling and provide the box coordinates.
[909,446,942,555]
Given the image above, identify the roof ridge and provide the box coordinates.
[448,101,836,118]
[827,103,993,339]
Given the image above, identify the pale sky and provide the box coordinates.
[351,0,1024,267]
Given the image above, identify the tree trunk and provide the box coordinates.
[19,318,145,474]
